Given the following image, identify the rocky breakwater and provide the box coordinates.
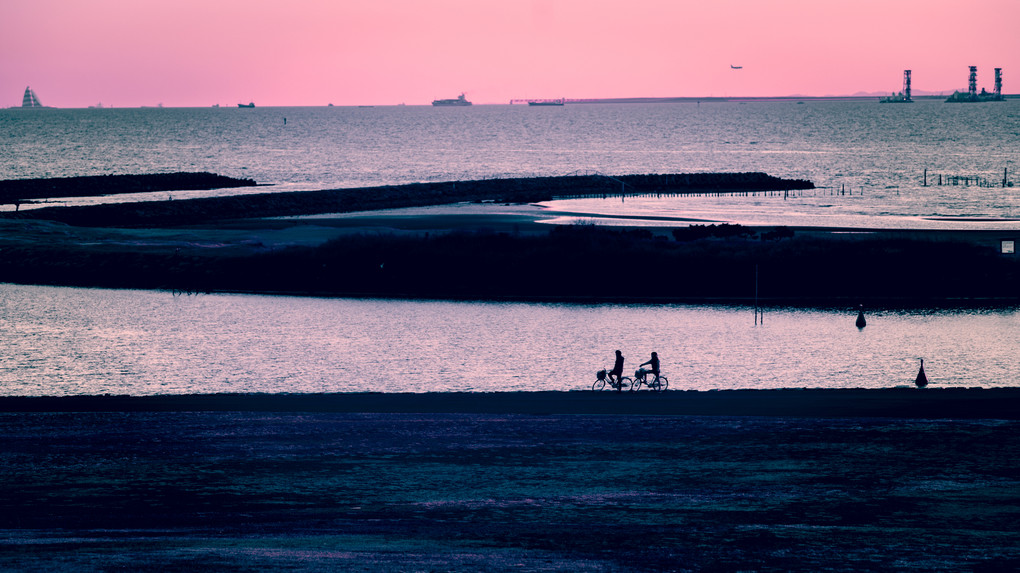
[0,172,812,228]
[0,172,257,207]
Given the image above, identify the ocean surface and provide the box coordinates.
[2,101,1019,395]
[3,100,1020,228]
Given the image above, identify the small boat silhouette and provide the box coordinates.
[856,305,866,329]
[915,358,928,388]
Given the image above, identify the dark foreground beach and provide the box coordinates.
[2,390,1019,571]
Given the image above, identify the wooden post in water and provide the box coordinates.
[1005,167,1009,188]
[754,264,760,325]
[923,168,927,186]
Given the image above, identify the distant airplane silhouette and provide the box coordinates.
[730,65,743,69]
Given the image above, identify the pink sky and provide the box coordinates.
[3,0,1018,107]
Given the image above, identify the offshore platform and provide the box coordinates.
[946,66,1005,102]
[880,70,913,103]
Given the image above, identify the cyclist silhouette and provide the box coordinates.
[640,352,660,382]
[609,350,625,387]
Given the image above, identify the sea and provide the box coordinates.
[2,100,1019,395]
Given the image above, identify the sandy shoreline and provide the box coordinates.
[3,388,1019,419]
[2,407,1018,571]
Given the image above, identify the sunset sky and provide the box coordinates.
[3,0,1018,108]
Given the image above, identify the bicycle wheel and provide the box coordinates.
[657,376,668,391]
[618,377,633,391]
[592,379,606,391]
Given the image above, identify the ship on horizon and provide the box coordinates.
[432,93,472,106]
[528,98,565,106]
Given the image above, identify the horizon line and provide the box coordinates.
[8,93,1018,109]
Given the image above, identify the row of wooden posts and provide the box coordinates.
[923,167,1012,188]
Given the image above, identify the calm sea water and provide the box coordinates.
[1,284,1017,396]
[3,101,1020,228]
[2,102,1020,395]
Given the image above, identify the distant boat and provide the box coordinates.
[432,93,471,106]
[528,99,565,106]
[21,86,44,108]
[237,102,255,108]
[730,65,743,70]
[880,93,913,103]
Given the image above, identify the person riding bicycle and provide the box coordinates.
[609,350,625,387]
[640,352,661,383]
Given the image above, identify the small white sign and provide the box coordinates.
[1002,240,1015,254]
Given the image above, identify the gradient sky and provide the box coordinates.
[3,0,1018,108]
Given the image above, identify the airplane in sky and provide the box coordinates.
[730,65,743,69]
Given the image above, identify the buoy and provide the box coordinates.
[915,358,928,388]
[856,305,866,329]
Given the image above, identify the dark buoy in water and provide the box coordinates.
[915,358,928,388]
[856,305,866,329]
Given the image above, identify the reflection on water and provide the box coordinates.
[3,101,1020,229]
[1,283,1017,396]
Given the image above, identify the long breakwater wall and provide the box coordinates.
[0,172,812,228]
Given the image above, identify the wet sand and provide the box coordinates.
[4,387,1020,418]
[3,201,1014,258]
[2,390,1019,571]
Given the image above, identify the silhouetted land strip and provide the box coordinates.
[0,172,256,204]
[1,172,811,227]
[2,222,1017,303]
[3,388,1018,419]
[2,172,1019,303]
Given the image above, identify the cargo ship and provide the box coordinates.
[432,93,472,106]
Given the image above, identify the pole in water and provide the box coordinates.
[754,264,759,325]
[915,358,928,388]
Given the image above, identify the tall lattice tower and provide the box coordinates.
[994,68,1003,98]
[903,70,912,101]
[968,66,978,99]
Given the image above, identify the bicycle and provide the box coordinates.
[631,367,668,392]
[593,368,632,392]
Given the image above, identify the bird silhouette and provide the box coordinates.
[915,358,928,388]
